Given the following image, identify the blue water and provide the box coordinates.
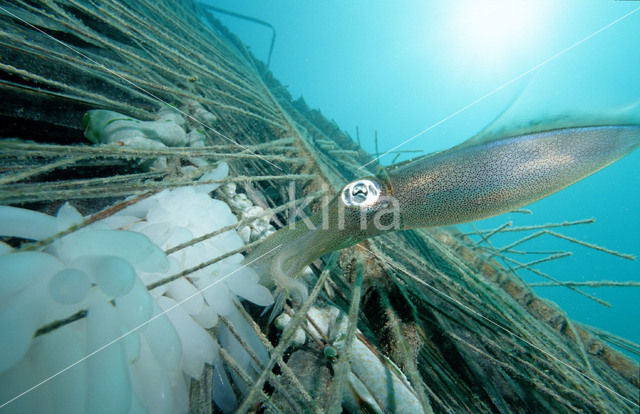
[208,1,640,347]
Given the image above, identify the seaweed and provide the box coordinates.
[0,0,638,412]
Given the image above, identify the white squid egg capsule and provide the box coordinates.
[92,256,136,298]
[74,255,136,298]
[48,268,91,304]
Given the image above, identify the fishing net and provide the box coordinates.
[0,0,638,413]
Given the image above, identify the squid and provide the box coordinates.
[246,124,640,299]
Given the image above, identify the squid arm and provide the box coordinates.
[246,124,640,298]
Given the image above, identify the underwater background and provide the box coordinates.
[1,1,638,411]
[208,0,640,348]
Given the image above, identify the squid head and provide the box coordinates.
[247,124,640,299]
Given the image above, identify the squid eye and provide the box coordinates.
[341,179,381,207]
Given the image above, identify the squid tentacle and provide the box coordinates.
[247,124,640,289]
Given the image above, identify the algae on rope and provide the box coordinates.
[0,0,639,413]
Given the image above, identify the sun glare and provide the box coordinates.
[451,1,547,68]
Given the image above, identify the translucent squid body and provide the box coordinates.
[248,125,640,298]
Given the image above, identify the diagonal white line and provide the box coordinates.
[360,6,640,170]
[358,243,640,409]
[0,4,285,408]
[0,5,284,171]
[3,2,638,410]
[0,244,281,409]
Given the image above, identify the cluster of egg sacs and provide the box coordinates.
[0,164,273,413]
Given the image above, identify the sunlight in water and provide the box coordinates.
[450,1,549,68]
